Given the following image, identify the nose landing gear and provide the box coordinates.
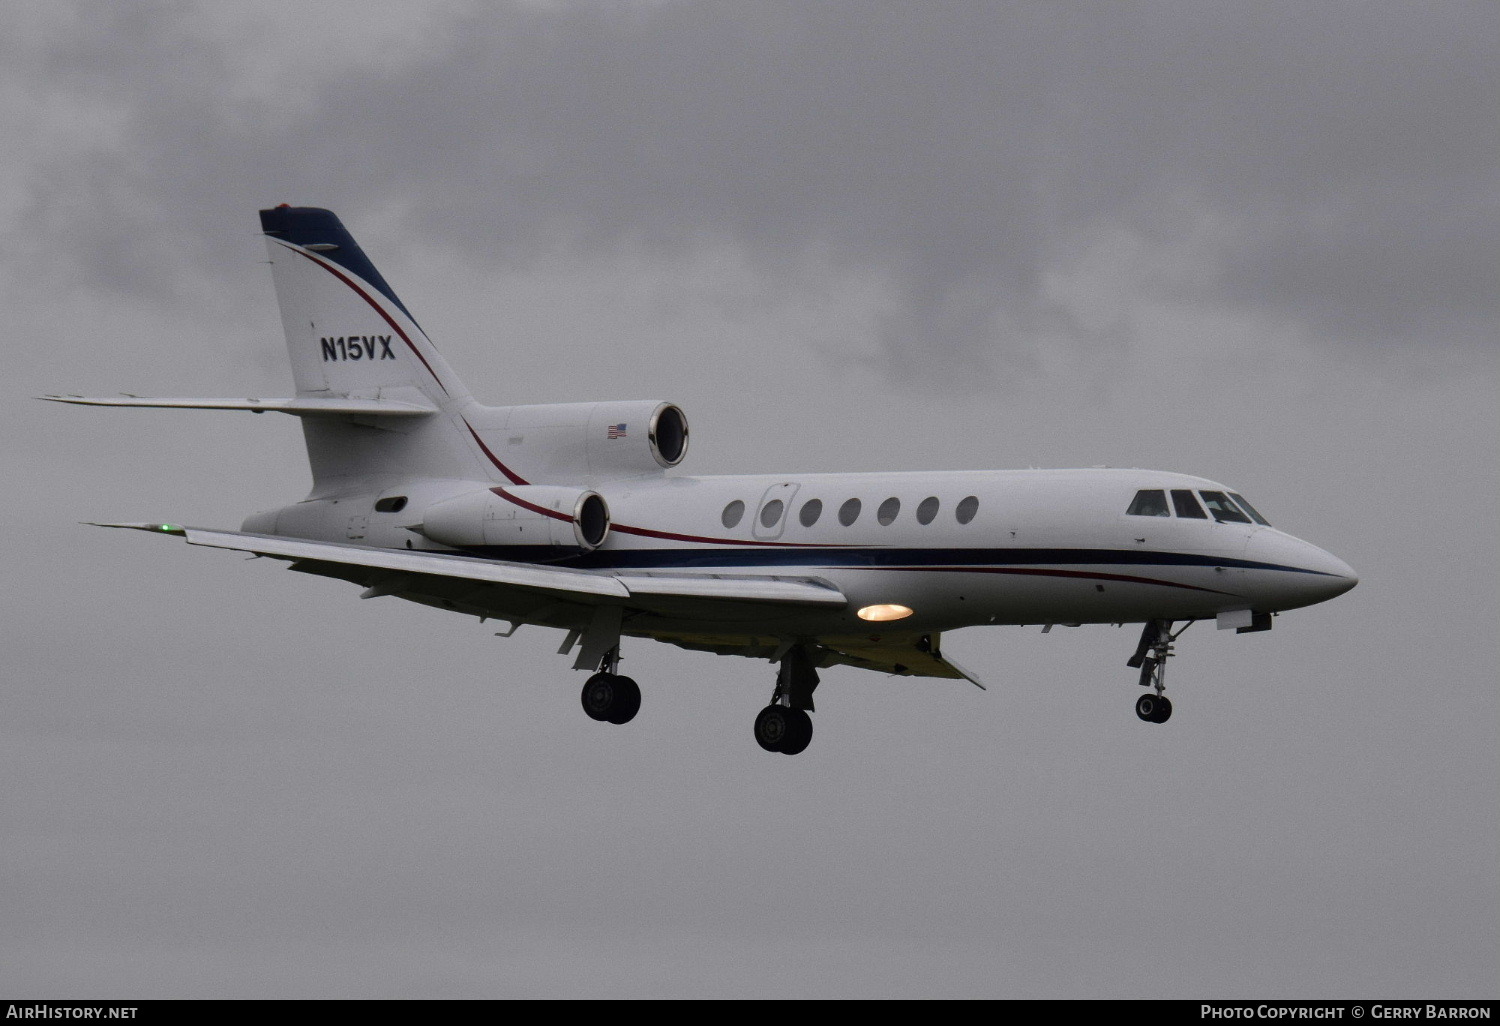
[1127,619,1194,723]
[1134,691,1173,724]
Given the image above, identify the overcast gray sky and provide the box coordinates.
[3,0,1496,998]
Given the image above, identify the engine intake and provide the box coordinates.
[648,403,689,467]
[419,485,610,551]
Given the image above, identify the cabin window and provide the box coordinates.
[916,496,940,525]
[1171,489,1207,519]
[374,496,408,513]
[955,495,979,524]
[721,500,746,528]
[838,498,862,526]
[1229,492,1271,526]
[1127,490,1170,517]
[759,499,785,528]
[1198,491,1251,524]
[877,497,901,525]
[799,498,823,527]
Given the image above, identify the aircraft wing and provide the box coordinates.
[92,525,987,687]
[91,524,846,617]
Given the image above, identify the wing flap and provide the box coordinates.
[815,634,986,686]
[651,630,987,688]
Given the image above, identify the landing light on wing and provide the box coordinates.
[857,603,914,622]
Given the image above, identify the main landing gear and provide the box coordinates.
[1126,619,1195,724]
[754,643,819,755]
[580,645,640,725]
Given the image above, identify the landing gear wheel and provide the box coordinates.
[605,676,641,725]
[779,708,813,755]
[582,673,640,724]
[581,673,615,721]
[1150,695,1172,723]
[1135,693,1165,723]
[754,705,793,752]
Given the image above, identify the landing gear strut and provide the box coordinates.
[1126,619,1194,723]
[580,644,640,725]
[754,643,818,755]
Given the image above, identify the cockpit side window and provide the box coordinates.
[1229,492,1271,526]
[1199,491,1252,524]
[1126,490,1170,517]
[1170,489,1207,519]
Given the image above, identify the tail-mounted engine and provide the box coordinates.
[419,485,610,551]
[474,400,689,482]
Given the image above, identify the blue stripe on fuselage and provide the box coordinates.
[437,544,1339,576]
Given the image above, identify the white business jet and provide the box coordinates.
[46,206,1358,754]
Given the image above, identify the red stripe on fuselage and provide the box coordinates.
[467,424,530,485]
[486,485,855,548]
[610,523,857,548]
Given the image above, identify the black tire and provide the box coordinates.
[1151,695,1173,724]
[581,673,619,722]
[1135,693,1160,722]
[606,676,641,725]
[779,708,813,755]
[754,705,792,752]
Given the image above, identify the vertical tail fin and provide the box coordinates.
[260,205,470,404]
[259,206,479,492]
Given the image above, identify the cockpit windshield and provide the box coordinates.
[1199,491,1251,524]
[1126,489,1170,517]
[1127,487,1272,526]
[1171,489,1207,519]
[1228,492,1270,526]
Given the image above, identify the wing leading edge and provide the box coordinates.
[92,523,846,616]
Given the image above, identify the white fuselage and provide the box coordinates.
[249,464,1357,639]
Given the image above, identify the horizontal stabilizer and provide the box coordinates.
[41,396,436,416]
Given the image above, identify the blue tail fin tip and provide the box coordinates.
[258,205,414,322]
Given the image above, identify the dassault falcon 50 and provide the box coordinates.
[47,206,1358,755]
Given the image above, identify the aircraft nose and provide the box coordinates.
[1244,530,1358,607]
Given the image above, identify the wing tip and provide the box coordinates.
[85,521,187,536]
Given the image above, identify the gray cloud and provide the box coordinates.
[24,1,1497,388]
